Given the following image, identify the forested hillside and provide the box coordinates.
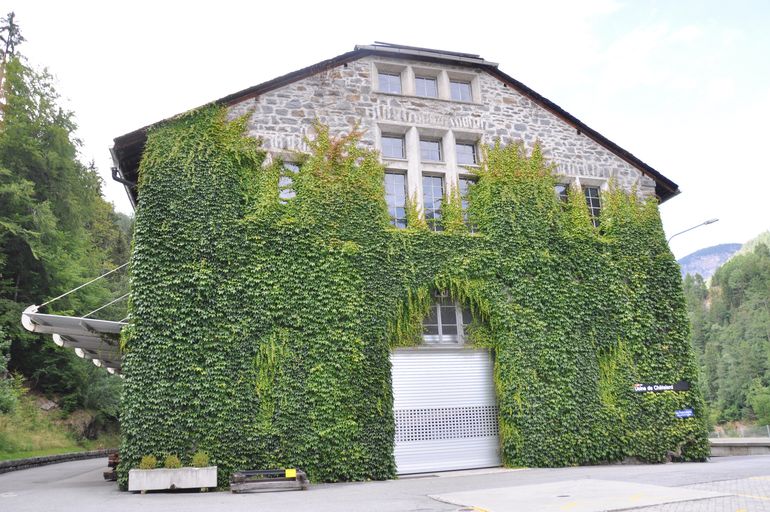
[684,237,770,425]
[0,13,130,452]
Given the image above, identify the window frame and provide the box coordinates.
[278,162,300,203]
[555,183,570,203]
[378,71,403,94]
[381,134,406,160]
[449,80,473,102]
[420,138,443,162]
[458,175,477,232]
[384,171,408,229]
[414,75,439,98]
[583,185,601,227]
[422,173,444,232]
[456,142,478,166]
[422,291,473,345]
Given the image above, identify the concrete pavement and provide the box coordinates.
[1,455,769,511]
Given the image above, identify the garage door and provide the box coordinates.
[391,348,500,474]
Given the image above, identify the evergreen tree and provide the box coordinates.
[684,238,770,423]
[0,14,130,421]
[0,11,24,112]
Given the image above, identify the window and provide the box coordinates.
[450,80,472,102]
[459,176,477,230]
[420,139,442,161]
[384,172,407,228]
[422,292,473,344]
[583,186,601,226]
[555,183,570,202]
[456,143,477,165]
[279,162,299,202]
[378,72,402,94]
[422,174,444,231]
[415,76,438,98]
[381,135,405,159]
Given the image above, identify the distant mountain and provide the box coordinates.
[677,243,742,278]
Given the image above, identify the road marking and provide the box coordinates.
[735,493,770,501]
[0,492,17,498]
[559,501,578,510]
[749,476,770,481]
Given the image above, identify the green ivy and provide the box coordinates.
[118,106,709,488]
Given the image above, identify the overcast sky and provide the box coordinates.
[6,0,769,258]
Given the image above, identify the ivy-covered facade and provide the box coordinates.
[112,44,708,488]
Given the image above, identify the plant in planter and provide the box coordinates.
[191,451,210,467]
[163,455,182,469]
[138,455,157,470]
[128,452,217,493]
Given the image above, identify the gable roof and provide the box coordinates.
[111,42,680,207]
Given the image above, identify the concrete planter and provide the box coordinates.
[128,466,217,492]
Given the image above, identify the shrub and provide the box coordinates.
[163,454,182,469]
[191,450,210,467]
[0,374,22,414]
[138,455,157,470]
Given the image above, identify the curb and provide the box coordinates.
[0,448,117,474]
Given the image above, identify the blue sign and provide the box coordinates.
[675,408,694,418]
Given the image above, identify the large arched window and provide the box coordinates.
[422,292,473,345]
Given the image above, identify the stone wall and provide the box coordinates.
[227,56,656,198]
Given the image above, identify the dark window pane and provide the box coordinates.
[441,306,457,324]
[442,325,458,336]
[378,72,402,94]
[462,308,473,326]
[420,139,442,161]
[583,186,601,227]
[422,324,439,336]
[426,304,439,324]
[415,76,438,97]
[450,81,472,101]
[382,136,405,159]
[456,144,477,165]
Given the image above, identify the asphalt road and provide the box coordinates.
[1,455,769,511]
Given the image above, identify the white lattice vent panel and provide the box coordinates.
[395,405,499,442]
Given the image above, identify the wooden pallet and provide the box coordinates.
[230,468,309,493]
[103,452,119,481]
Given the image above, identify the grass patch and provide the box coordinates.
[0,391,118,461]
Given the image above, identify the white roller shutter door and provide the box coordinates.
[391,348,500,474]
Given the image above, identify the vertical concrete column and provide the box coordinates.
[406,126,423,214]
[402,67,416,96]
[437,70,451,100]
[444,130,458,194]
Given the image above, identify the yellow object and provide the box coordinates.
[285,468,297,478]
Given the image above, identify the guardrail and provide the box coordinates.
[0,448,117,474]
[709,425,770,438]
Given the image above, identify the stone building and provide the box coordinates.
[108,43,685,476]
[46,43,698,481]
